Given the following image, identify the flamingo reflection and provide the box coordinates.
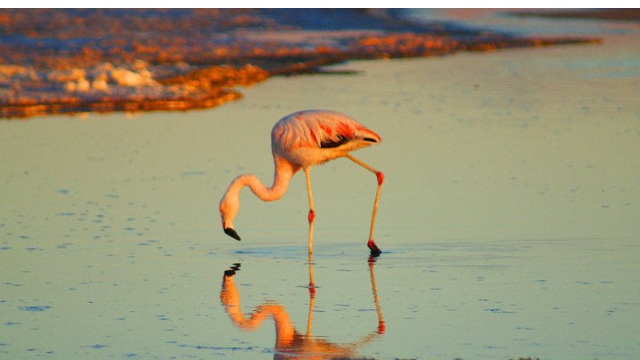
[220,256,385,359]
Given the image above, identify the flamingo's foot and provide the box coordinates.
[367,240,382,257]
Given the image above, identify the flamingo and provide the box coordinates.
[219,109,384,256]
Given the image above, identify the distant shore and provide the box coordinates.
[0,9,605,120]
[513,8,640,22]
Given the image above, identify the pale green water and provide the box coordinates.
[2,20,640,360]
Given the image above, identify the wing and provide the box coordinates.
[272,110,380,153]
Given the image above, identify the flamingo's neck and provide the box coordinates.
[240,156,295,202]
[220,155,297,232]
[224,155,296,204]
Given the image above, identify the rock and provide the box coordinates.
[110,68,159,87]
[48,68,86,83]
[92,78,109,91]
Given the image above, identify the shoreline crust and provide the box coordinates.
[0,9,603,120]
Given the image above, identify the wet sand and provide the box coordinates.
[1,10,640,360]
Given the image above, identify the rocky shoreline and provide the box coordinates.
[0,9,601,120]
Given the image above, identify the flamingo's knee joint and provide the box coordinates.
[376,171,384,186]
[308,209,315,223]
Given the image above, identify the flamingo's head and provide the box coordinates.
[219,193,241,241]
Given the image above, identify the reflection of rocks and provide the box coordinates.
[0,9,601,119]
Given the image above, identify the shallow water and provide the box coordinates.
[2,11,640,360]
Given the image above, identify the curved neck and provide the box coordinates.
[220,155,298,232]
[229,155,296,202]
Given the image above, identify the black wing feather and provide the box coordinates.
[320,134,351,148]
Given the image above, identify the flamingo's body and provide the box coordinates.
[219,109,384,256]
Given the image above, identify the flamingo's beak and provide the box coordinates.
[224,227,241,241]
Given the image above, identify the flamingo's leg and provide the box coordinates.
[306,254,316,337]
[303,168,317,292]
[303,167,316,258]
[345,154,384,256]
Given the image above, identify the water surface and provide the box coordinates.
[1,11,639,360]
